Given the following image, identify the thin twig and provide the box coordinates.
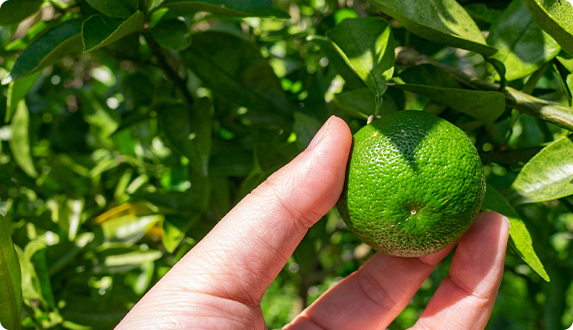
[398,52,573,132]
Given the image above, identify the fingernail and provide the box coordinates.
[503,215,511,229]
[307,116,334,149]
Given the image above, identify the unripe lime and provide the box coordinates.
[336,110,486,257]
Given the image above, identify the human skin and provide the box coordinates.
[116,116,509,330]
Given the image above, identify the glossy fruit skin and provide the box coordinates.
[336,111,486,257]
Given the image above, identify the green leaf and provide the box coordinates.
[522,0,573,56]
[481,185,549,282]
[293,112,322,150]
[326,17,395,97]
[28,244,55,308]
[46,233,94,276]
[554,59,573,105]
[484,57,507,90]
[510,135,573,204]
[162,215,199,253]
[5,71,41,123]
[0,0,43,26]
[568,73,573,101]
[0,215,22,330]
[126,261,155,295]
[181,31,293,130]
[307,35,365,89]
[4,19,83,83]
[101,215,163,243]
[392,64,506,124]
[151,19,192,50]
[82,11,145,52]
[57,198,84,241]
[464,3,503,24]
[332,87,399,119]
[81,91,120,138]
[60,296,128,328]
[9,101,38,178]
[15,245,44,307]
[160,100,212,176]
[5,20,49,51]
[557,52,573,72]
[159,0,289,18]
[104,250,162,267]
[487,0,561,81]
[332,89,375,119]
[368,0,497,55]
[209,146,254,176]
[85,0,139,19]
[113,107,162,135]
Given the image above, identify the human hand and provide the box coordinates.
[116,116,509,330]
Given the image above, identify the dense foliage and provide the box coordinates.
[0,0,572,329]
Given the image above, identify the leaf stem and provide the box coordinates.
[374,95,383,117]
[143,33,194,106]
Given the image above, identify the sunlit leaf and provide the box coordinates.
[4,19,83,83]
[101,215,163,243]
[15,245,44,309]
[57,198,85,241]
[104,250,162,267]
[159,0,289,18]
[82,11,145,52]
[162,215,199,253]
[554,59,573,104]
[126,262,155,295]
[81,91,120,138]
[557,52,573,72]
[510,135,573,204]
[392,64,506,123]
[482,185,549,282]
[0,215,22,330]
[9,101,38,178]
[4,20,48,51]
[368,0,497,55]
[488,0,561,81]
[5,71,41,123]
[523,0,573,56]
[94,202,156,224]
[307,35,365,89]
[28,244,56,308]
[326,17,395,97]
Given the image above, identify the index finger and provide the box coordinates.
[138,116,351,303]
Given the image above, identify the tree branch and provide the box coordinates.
[143,33,194,106]
[503,87,573,131]
[396,49,573,132]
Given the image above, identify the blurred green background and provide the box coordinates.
[1,0,573,329]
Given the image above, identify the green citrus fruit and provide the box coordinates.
[336,110,486,257]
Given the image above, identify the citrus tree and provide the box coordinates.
[0,0,572,329]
